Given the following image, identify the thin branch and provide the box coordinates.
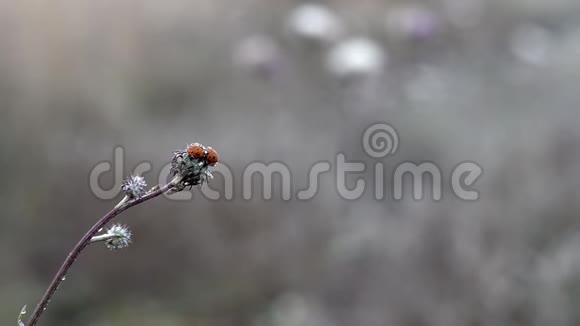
[25,181,176,326]
[24,142,215,325]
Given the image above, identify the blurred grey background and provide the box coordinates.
[2,0,580,325]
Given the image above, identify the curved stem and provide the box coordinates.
[25,181,176,326]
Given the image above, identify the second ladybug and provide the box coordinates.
[205,147,219,166]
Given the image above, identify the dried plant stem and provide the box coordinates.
[25,179,179,326]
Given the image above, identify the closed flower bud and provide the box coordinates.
[104,224,132,251]
[121,175,147,199]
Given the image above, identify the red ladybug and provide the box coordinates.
[187,143,205,159]
[205,147,219,166]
